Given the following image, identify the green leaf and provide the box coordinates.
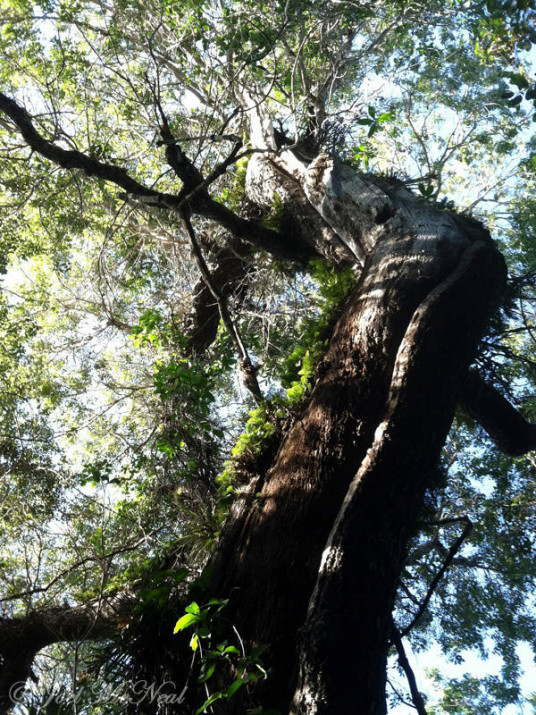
[196,692,224,713]
[198,661,217,683]
[226,678,245,698]
[173,613,201,633]
[377,112,393,123]
[509,72,530,89]
[185,601,201,615]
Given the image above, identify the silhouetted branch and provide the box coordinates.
[400,517,472,638]
[0,92,309,262]
[390,620,428,715]
[0,592,136,714]
[459,370,536,455]
[181,212,264,404]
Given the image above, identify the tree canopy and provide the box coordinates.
[2,0,536,712]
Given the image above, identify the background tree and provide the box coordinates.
[1,0,536,713]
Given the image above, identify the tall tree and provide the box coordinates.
[1,0,536,712]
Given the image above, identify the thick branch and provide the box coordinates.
[0,92,309,262]
[0,593,135,714]
[155,99,205,190]
[459,370,536,455]
[0,92,162,198]
[0,596,133,653]
[199,197,311,260]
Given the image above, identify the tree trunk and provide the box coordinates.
[0,92,509,714]
[291,241,505,714]
[205,164,506,712]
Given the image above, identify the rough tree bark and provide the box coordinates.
[0,92,527,715]
[204,147,507,713]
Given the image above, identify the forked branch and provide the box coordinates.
[0,92,308,262]
[399,517,473,638]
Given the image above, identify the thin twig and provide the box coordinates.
[180,211,264,404]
